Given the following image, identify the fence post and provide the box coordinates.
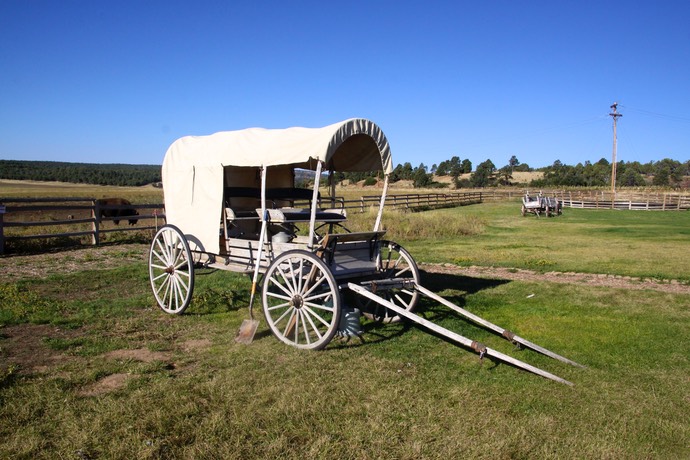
[91,200,100,245]
[0,205,5,255]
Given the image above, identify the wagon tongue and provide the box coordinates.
[347,283,575,386]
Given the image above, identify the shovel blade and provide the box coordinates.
[235,319,259,344]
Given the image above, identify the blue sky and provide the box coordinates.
[1,1,689,170]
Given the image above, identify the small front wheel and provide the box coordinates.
[262,250,341,350]
[148,225,195,314]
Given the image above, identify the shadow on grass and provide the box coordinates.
[415,269,511,322]
[329,270,512,350]
[3,233,153,256]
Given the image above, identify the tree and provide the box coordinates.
[401,162,414,180]
[496,166,513,186]
[652,168,670,186]
[470,159,496,187]
[618,169,646,186]
[461,159,472,173]
[508,155,520,172]
[413,168,432,188]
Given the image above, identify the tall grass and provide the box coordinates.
[345,208,486,240]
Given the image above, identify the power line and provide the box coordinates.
[619,105,690,123]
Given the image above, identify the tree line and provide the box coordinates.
[0,160,162,186]
[339,154,689,189]
[2,156,688,189]
[531,158,690,188]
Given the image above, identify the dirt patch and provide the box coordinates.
[181,338,212,352]
[421,263,690,295]
[0,324,82,374]
[78,373,131,397]
[0,243,149,282]
[103,348,172,363]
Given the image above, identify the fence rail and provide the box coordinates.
[0,197,166,254]
[342,191,485,212]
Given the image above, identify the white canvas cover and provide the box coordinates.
[162,118,392,254]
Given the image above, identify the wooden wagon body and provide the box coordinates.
[521,192,562,217]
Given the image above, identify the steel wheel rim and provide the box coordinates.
[262,251,340,350]
[148,225,194,314]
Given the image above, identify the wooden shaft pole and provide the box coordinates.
[347,283,573,385]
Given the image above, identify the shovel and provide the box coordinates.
[235,211,268,344]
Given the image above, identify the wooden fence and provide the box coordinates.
[494,189,690,211]
[342,191,485,212]
[2,189,686,254]
[0,198,165,255]
[0,192,485,255]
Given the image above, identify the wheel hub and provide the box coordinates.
[290,295,304,309]
[165,266,175,274]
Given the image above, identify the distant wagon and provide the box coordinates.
[148,119,582,384]
[521,191,562,218]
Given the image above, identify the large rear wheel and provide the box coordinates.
[148,225,195,314]
[360,241,420,323]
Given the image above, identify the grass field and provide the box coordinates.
[1,191,689,458]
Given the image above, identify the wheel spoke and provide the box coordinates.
[175,272,190,293]
[302,305,332,329]
[266,301,291,311]
[150,262,169,271]
[270,271,295,297]
[155,274,171,295]
[302,274,328,298]
[303,290,334,303]
[395,265,411,278]
[394,292,410,308]
[154,240,171,265]
[297,258,306,293]
[266,291,293,302]
[301,308,324,339]
[281,309,298,337]
[285,260,299,293]
[272,305,294,326]
[152,271,169,283]
[299,312,311,345]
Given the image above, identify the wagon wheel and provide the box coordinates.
[262,250,341,350]
[360,241,420,323]
[521,205,526,217]
[148,224,195,314]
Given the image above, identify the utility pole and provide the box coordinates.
[609,102,623,195]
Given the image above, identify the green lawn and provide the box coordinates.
[401,201,690,282]
[1,202,689,459]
